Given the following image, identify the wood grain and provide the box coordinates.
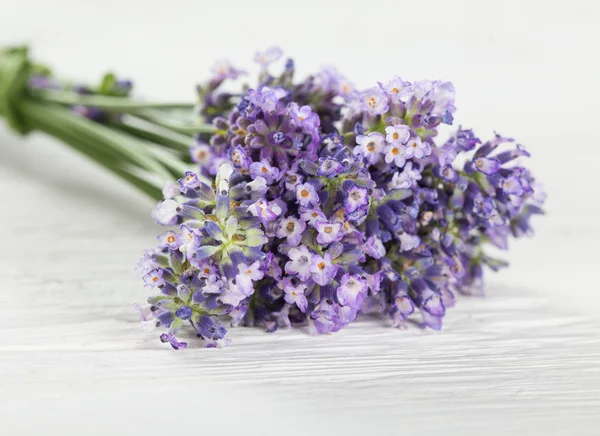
[1,132,599,436]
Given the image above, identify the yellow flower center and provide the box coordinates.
[318,262,326,269]
[301,189,309,197]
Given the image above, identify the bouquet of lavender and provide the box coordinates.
[0,46,545,349]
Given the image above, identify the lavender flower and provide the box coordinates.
[136,48,544,349]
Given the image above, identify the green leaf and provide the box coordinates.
[98,72,117,95]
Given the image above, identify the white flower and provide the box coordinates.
[354,132,385,165]
[384,144,407,168]
[190,143,212,166]
[235,261,265,296]
[295,183,319,207]
[246,177,268,195]
[161,183,180,199]
[152,199,179,225]
[399,233,421,252]
[219,280,248,306]
[388,162,422,189]
[383,76,412,103]
[360,87,389,115]
[276,216,306,246]
[404,136,432,159]
[285,245,313,281]
[385,125,410,146]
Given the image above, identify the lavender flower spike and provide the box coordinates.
[134,49,544,348]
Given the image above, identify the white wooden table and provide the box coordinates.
[1,1,599,434]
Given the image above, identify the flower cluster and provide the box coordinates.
[137,47,544,348]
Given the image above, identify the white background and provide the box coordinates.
[1,1,599,435]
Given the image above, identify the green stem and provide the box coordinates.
[112,115,192,153]
[24,101,175,182]
[30,89,194,112]
[21,101,163,199]
[134,110,216,136]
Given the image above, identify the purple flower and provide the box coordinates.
[137,52,544,348]
[360,86,389,115]
[254,46,283,68]
[289,103,319,129]
[430,81,456,117]
[297,206,322,223]
[283,282,308,313]
[136,251,159,276]
[235,261,265,295]
[315,65,355,97]
[354,132,385,165]
[399,232,420,252]
[502,177,524,195]
[175,306,193,320]
[314,221,343,245]
[176,225,201,256]
[310,252,338,286]
[194,315,227,341]
[383,76,412,103]
[337,274,368,310]
[362,236,386,259]
[202,274,224,293]
[404,136,432,159]
[389,162,422,189]
[310,300,339,334]
[249,159,280,184]
[391,292,415,328]
[229,145,251,171]
[248,198,283,224]
[474,157,501,175]
[295,183,319,207]
[317,157,345,177]
[276,216,306,246]
[157,231,178,250]
[218,279,248,307]
[285,245,313,281]
[247,87,286,112]
[345,184,369,214]
[178,171,202,193]
[143,268,164,288]
[211,59,246,80]
[284,172,303,191]
[160,333,188,350]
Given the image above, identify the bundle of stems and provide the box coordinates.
[0,46,212,200]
